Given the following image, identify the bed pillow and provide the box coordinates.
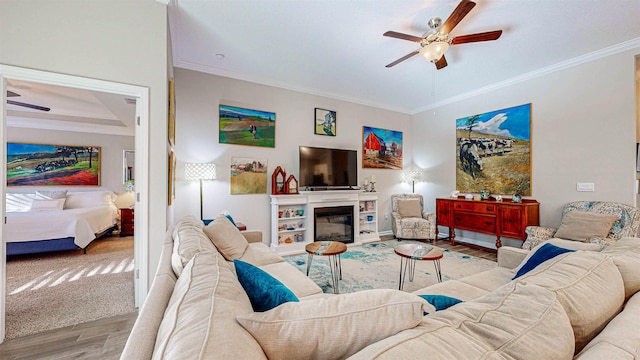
[35,190,68,200]
[65,191,116,209]
[397,199,422,218]
[554,211,618,242]
[30,198,66,211]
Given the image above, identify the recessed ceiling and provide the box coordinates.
[169,0,640,114]
[6,79,136,136]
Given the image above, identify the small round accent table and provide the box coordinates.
[394,244,443,291]
[305,241,347,294]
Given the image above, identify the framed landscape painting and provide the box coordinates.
[7,143,100,186]
[362,126,403,169]
[314,108,336,136]
[455,103,532,195]
[219,105,275,148]
[230,157,268,194]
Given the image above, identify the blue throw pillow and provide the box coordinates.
[513,243,575,279]
[234,259,299,312]
[419,294,462,312]
[225,214,237,226]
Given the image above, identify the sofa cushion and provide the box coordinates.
[349,282,575,359]
[238,242,284,266]
[203,215,249,261]
[234,259,299,312]
[515,251,625,353]
[171,216,216,276]
[236,289,428,360]
[575,291,640,359]
[153,252,266,360]
[457,267,515,292]
[602,236,640,299]
[397,199,422,218]
[258,262,323,298]
[513,243,575,279]
[554,211,618,242]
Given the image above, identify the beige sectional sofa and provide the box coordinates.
[122,215,640,359]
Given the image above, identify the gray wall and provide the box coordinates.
[7,128,134,193]
[413,47,640,248]
[0,0,168,290]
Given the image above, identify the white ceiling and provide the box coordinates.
[6,79,136,136]
[169,0,640,114]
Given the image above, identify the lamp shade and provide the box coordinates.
[403,168,423,183]
[419,41,449,62]
[185,163,216,181]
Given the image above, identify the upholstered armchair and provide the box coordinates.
[498,201,640,269]
[391,194,436,241]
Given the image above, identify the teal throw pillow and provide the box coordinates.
[225,213,237,226]
[234,259,299,312]
[419,294,462,313]
[513,243,575,279]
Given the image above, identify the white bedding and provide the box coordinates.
[6,205,118,249]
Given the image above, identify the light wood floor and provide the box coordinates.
[0,235,496,359]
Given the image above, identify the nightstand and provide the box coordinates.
[120,208,134,237]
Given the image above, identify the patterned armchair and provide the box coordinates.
[391,194,436,241]
[522,201,640,250]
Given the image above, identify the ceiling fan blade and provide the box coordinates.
[440,0,476,35]
[7,90,20,98]
[383,31,423,42]
[451,30,502,45]
[385,50,420,68]
[435,55,448,70]
[7,100,51,112]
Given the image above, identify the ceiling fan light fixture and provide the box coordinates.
[419,41,449,62]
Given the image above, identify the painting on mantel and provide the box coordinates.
[456,103,532,196]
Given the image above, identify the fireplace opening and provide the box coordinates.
[314,206,354,244]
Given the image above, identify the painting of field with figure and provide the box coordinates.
[219,105,275,148]
[7,143,100,186]
[230,157,268,194]
[456,103,531,195]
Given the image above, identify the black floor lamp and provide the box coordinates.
[185,163,216,220]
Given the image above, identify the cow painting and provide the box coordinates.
[459,143,483,179]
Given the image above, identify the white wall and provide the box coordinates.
[173,68,413,241]
[0,0,168,290]
[6,128,134,193]
[413,47,640,248]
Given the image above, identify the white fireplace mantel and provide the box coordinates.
[270,191,379,256]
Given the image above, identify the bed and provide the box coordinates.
[5,190,119,256]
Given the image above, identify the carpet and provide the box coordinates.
[5,237,135,340]
[284,239,497,294]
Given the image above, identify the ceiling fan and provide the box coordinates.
[384,0,502,70]
[6,90,51,112]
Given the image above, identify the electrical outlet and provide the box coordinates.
[576,182,595,192]
[384,214,389,221]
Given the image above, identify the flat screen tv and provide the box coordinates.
[299,146,357,189]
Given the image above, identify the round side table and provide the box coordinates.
[305,241,347,294]
[394,243,443,291]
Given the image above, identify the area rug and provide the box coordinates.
[284,239,497,294]
[5,237,135,340]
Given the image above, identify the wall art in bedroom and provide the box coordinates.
[362,126,403,169]
[230,157,268,194]
[7,143,101,186]
[219,104,275,148]
[455,103,532,196]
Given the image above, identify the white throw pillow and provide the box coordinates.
[30,198,65,211]
[236,289,429,360]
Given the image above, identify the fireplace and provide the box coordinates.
[314,206,354,244]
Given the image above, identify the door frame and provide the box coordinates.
[0,64,150,342]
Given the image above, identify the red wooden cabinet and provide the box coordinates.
[120,208,134,237]
[436,198,539,249]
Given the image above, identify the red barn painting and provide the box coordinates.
[362,126,402,169]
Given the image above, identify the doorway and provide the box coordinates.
[0,64,150,342]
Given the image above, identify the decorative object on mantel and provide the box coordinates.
[219,104,275,148]
[7,142,101,187]
[455,103,532,196]
[363,178,370,192]
[285,174,299,194]
[314,108,336,136]
[402,166,424,193]
[271,166,286,194]
[369,175,376,192]
[362,126,403,170]
[230,157,267,195]
[185,162,216,220]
